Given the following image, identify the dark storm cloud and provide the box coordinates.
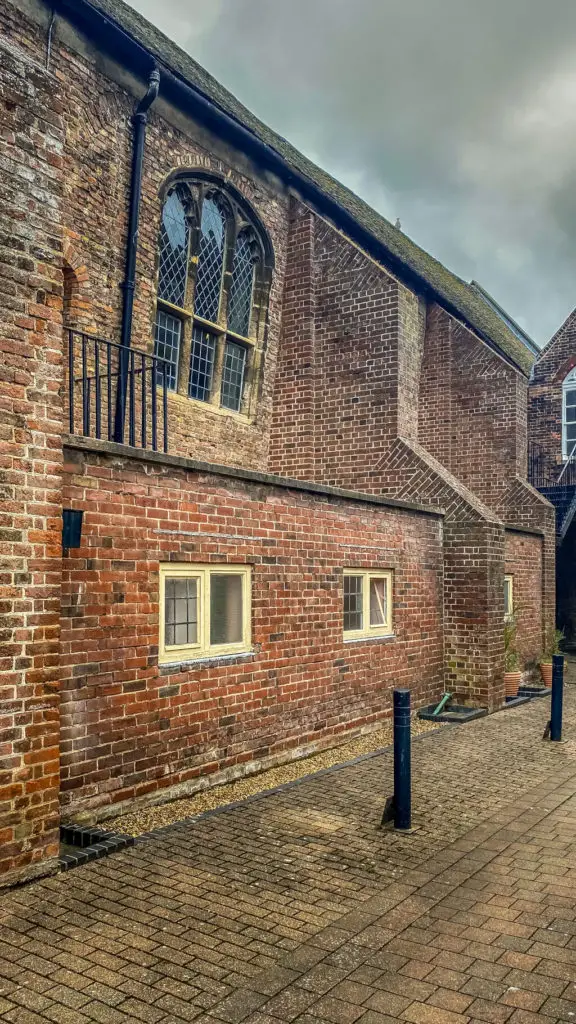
[130,0,576,344]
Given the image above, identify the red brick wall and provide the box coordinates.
[270,203,401,489]
[504,530,544,668]
[376,437,507,708]
[60,444,444,819]
[0,29,64,884]
[419,309,528,511]
[2,1,291,472]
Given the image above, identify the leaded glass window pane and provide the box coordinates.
[210,574,243,645]
[369,578,387,627]
[157,191,189,307]
[189,326,216,401]
[165,577,198,647]
[228,230,256,337]
[220,341,247,412]
[344,576,363,632]
[194,195,225,322]
[153,310,181,390]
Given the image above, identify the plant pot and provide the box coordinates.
[504,671,522,698]
[539,662,553,687]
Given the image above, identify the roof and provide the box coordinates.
[469,281,540,356]
[69,0,534,377]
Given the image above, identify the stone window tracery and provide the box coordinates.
[153,178,271,416]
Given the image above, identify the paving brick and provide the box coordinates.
[401,1001,471,1024]
[426,990,474,1014]
[1,694,576,1024]
[500,990,545,1011]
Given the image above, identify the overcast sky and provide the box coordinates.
[128,0,576,346]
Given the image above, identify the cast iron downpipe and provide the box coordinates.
[113,66,160,444]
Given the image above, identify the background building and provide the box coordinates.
[529,310,576,646]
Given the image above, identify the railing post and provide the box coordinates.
[68,330,74,434]
[94,340,101,440]
[162,364,168,453]
[113,347,129,444]
[129,349,136,447]
[151,358,158,452]
[550,654,564,742]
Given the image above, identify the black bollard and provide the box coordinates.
[550,654,564,742]
[393,688,412,830]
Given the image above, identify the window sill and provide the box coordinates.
[166,389,254,424]
[343,633,396,646]
[159,649,256,672]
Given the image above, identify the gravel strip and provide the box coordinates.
[108,716,443,836]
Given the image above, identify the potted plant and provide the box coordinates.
[504,615,522,698]
[539,627,564,687]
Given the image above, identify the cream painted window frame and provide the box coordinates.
[159,563,252,664]
[504,574,514,620]
[343,569,393,641]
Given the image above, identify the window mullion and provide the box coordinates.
[209,333,226,407]
[176,316,192,395]
[363,575,370,633]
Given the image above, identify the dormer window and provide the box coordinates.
[153,178,271,415]
[563,367,576,460]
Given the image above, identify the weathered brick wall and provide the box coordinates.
[377,438,507,708]
[268,203,316,480]
[3,0,291,472]
[529,308,576,479]
[270,202,401,489]
[419,308,528,510]
[498,480,555,656]
[504,530,544,668]
[0,31,64,885]
[60,444,444,819]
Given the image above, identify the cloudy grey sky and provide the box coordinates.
[128,0,576,346]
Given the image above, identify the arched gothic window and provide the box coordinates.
[153,179,271,415]
[563,367,576,459]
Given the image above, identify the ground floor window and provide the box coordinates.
[504,574,514,619]
[343,570,393,640]
[159,564,251,663]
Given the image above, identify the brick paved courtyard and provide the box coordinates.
[1,692,575,1024]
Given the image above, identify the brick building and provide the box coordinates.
[0,0,554,887]
[529,308,576,645]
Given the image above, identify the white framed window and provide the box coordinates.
[159,564,251,663]
[562,367,576,460]
[343,569,393,640]
[504,575,513,620]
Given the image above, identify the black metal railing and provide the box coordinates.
[67,329,169,453]
[529,441,576,489]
